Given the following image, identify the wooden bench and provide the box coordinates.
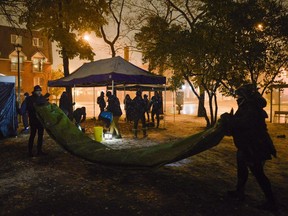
[273,111,288,123]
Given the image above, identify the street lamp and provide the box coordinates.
[15,44,22,109]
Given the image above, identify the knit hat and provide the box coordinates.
[33,85,42,92]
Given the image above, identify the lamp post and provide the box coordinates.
[15,44,22,109]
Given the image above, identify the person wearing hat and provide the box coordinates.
[131,90,147,138]
[106,91,122,139]
[220,84,277,212]
[21,85,47,157]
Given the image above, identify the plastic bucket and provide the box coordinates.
[94,126,103,142]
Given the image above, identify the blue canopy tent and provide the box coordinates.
[48,56,167,121]
[48,56,166,88]
[0,76,18,138]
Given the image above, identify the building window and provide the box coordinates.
[34,77,44,87]
[11,35,22,45]
[32,38,43,47]
[11,56,24,71]
[32,58,44,72]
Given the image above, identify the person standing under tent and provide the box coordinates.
[131,90,147,138]
[143,94,150,122]
[59,91,74,119]
[106,91,122,139]
[97,91,106,120]
[123,94,132,122]
[149,91,162,128]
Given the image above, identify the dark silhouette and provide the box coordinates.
[106,91,122,139]
[20,92,29,133]
[131,90,147,138]
[21,85,47,157]
[97,91,106,120]
[143,94,150,122]
[221,84,277,212]
[149,91,162,128]
[59,91,74,119]
[73,107,86,132]
[123,94,132,122]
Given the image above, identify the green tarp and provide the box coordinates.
[36,103,225,169]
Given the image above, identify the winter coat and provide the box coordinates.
[21,94,46,127]
[230,98,276,162]
[106,95,122,117]
[131,95,146,120]
[97,96,106,110]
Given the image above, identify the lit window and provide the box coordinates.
[11,35,22,44]
[32,38,43,47]
[32,58,44,72]
[34,77,44,87]
[10,56,24,71]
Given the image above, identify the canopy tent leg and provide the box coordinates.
[93,87,96,119]
[73,85,76,111]
[163,85,166,129]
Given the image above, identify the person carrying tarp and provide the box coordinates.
[220,83,278,212]
[21,85,48,157]
[106,91,122,139]
[131,90,147,138]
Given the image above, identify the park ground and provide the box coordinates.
[0,114,288,216]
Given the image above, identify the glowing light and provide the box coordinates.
[256,23,264,31]
[104,132,113,140]
[83,34,90,41]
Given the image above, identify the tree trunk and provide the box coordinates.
[62,48,73,120]
[197,87,206,117]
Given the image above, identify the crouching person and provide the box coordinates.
[73,107,86,132]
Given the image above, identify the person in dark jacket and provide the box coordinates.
[21,85,47,157]
[131,90,147,138]
[143,94,150,122]
[73,107,86,132]
[20,92,30,133]
[123,94,132,122]
[149,91,162,128]
[97,91,106,120]
[59,91,74,119]
[221,84,277,212]
[106,91,122,139]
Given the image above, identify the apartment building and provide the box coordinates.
[0,25,53,99]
